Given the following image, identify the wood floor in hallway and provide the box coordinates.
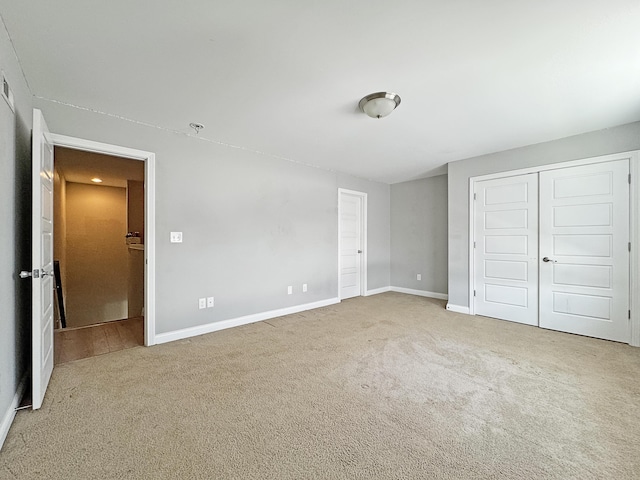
[54,317,144,364]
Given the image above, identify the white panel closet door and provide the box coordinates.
[539,160,630,342]
[474,173,538,325]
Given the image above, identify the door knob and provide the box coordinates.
[357,250,362,253]
[19,269,51,278]
[542,257,556,263]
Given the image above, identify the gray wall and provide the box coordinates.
[33,98,391,335]
[447,121,640,309]
[390,175,448,294]
[0,21,32,432]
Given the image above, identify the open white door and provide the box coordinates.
[31,109,55,409]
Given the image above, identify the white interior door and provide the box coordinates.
[31,109,55,409]
[474,174,538,325]
[539,160,630,342]
[339,191,364,299]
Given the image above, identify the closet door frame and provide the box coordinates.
[468,150,640,347]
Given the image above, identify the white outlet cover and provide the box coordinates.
[417,274,422,280]
[287,286,293,295]
[198,298,206,309]
[302,283,308,292]
[170,231,183,243]
[207,297,214,307]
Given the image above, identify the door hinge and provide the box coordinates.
[473,193,477,200]
[629,173,631,184]
[474,290,476,297]
[629,310,631,320]
[473,241,476,249]
[629,242,632,252]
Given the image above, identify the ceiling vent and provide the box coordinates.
[1,72,15,113]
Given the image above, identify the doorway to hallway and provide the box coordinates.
[53,147,146,360]
[30,109,156,409]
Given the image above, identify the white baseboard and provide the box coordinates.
[0,373,27,451]
[365,286,391,296]
[155,297,340,345]
[446,303,471,314]
[390,286,448,300]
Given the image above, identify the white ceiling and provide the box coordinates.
[2,1,640,184]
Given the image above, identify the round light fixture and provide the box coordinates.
[359,92,401,119]
[91,177,103,183]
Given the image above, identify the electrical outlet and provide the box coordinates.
[417,274,422,281]
[287,286,293,295]
[207,297,214,308]
[170,231,183,243]
[198,298,206,309]
[302,283,308,292]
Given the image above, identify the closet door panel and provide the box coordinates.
[539,160,630,342]
[473,174,538,325]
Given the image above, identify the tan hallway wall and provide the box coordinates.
[64,182,128,328]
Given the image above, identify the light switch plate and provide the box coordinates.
[302,283,308,292]
[287,286,293,295]
[198,298,206,309]
[170,232,183,243]
[417,274,422,281]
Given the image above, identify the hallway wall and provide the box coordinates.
[63,182,129,327]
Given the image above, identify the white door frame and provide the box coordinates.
[338,188,367,299]
[49,133,157,346]
[468,150,640,346]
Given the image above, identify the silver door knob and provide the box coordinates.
[542,257,556,263]
[19,270,32,278]
[357,250,362,253]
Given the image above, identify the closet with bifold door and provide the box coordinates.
[473,157,630,342]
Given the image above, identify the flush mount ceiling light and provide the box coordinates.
[91,177,103,183]
[359,92,401,119]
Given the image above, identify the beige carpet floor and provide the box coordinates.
[2,293,639,479]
